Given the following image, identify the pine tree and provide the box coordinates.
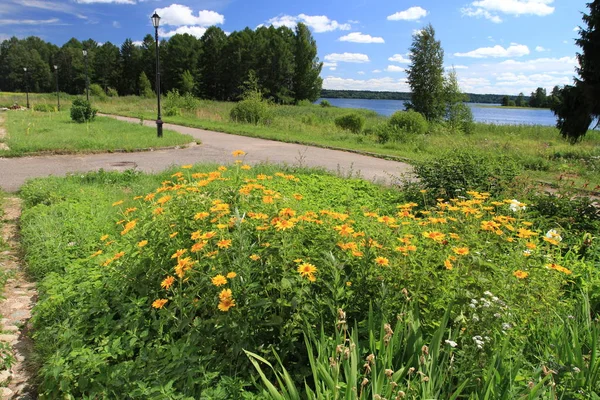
[293,23,323,103]
[552,1,600,143]
[406,24,445,121]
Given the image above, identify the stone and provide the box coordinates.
[0,370,10,382]
[1,387,13,398]
[0,334,17,343]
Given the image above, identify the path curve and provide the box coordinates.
[0,115,413,192]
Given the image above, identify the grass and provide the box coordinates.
[0,109,195,157]
[94,94,600,190]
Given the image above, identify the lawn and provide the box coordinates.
[18,160,600,399]
[95,94,600,190]
[0,109,195,157]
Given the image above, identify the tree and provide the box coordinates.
[139,71,153,98]
[443,69,474,133]
[118,39,141,95]
[501,96,509,106]
[293,23,323,103]
[406,24,445,121]
[198,27,228,100]
[529,87,547,108]
[180,70,195,94]
[552,0,600,143]
[94,42,120,92]
[516,92,526,107]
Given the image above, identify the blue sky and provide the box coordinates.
[0,0,588,95]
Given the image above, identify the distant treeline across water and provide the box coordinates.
[320,89,526,105]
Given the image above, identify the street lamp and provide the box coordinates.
[54,65,60,111]
[151,12,163,138]
[23,67,30,109]
[82,49,89,102]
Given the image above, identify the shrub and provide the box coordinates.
[297,99,313,107]
[230,91,272,125]
[164,90,199,113]
[106,87,119,98]
[373,123,406,144]
[389,110,428,135]
[164,107,180,117]
[33,104,55,112]
[413,150,522,197]
[89,83,106,99]
[320,99,331,107]
[334,113,365,134]
[70,99,97,123]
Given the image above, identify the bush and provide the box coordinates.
[413,150,522,197]
[33,104,56,112]
[389,110,428,135]
[89,83,106,99]
[106,87,119,98]
[164,107,180,117]
[373,123,406,144]
[320,99,331,107]
[70,98,97,123]
[230,91,272,125]
[334,113,365,134]
[164,90,199,113]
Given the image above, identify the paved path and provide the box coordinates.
[0,115,413,192]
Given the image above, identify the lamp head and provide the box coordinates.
[151,12,160,28]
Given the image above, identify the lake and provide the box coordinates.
[318,98,557,126]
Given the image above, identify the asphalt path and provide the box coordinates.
[0,114,413,192]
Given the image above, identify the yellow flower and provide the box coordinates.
[249,254,261,261]
[161,276,175,289]
[297,263,317,277]
[182,164,193,169]
[152,299,168,309]
[212,274,228,286]
[346,281,352,286]
[452,247,469,256]
[517,228,538,239]
[334,224,355,236]
[125,207,137,214]
[121,219,137,235]
[546,263,572,275]
[113,251,125,260]
[157,195,172,205]
[232,150,246,157]
[218,166,228,172]
[275,219,295,231]
[293,193,303,201]
[241,165,251,170]
[137,240,148,248]
[100,234,110,241]
[526,242,537,249]
[374,256,390,266]
[444,259,453,270]
[513,270,529,279]
[112,200,124,207]
[171,249,187,259]
[263,196,274,204]
[170,232,178,238]
[218,297,236,312]
[194,212,210,220]
[217,239,232,249]
[90,250,103,257]
[191,241,208,252]
[227,272,237,279]
[422,231,445,242]
[153,207,164,215]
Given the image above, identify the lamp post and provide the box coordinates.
[23,67,30,109]
[82,49,89,102]
[151,12,163,138]
[54,65,60,111]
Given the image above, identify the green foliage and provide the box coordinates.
[230,91,273,125]
[389,110,428,135]
[406,24,445,121]
[293,23,323,103]
[180,70,195,95]
[89,83,106,99]
[413,149,522,197]
[33,103,56,112]
[106,87,119,97]
[164,89,199,112]
[70,98,97,123]
[138,71,154,99]
[334,113,365,134]
[319,99,331,107]
[444,70,474,134]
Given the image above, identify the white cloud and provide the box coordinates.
[388,54,411,63]
[265,14,351,33]
[446,65,469,69]
[462,0,554,23]
[75,0,135,3]
[154,4,224,27]
[324,53,370,63]
[535,46,547,52]
[0,18,59,24]
[132,40,143,46]
[573,26,580,32]
[412,29,424,36]
[329,67,337,71]
[387,6,428,21]
[385,65,405,72]
[357,71,365,75]
[454,43,530,58]
[339,32,384,44]
[158,25,207,38]
[323,62,337,68]
[323,76,410,92]
[372,69,382,73]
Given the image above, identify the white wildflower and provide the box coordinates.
[509,199,526,212]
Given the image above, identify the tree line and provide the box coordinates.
[500,87,560,108]
[0,23,323,104]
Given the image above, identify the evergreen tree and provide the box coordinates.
[180,70,195,94]
[293,23,323,103]
[118,39,141,95]
[139,71,153,98]
[94,42,120,92]
[516,92,526,107]
[198,27,227,100]
[552,0,600,143]
[501,96,509,106]
[162,33,201,93]
[222,28,256,100]
[406,24,445,121]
